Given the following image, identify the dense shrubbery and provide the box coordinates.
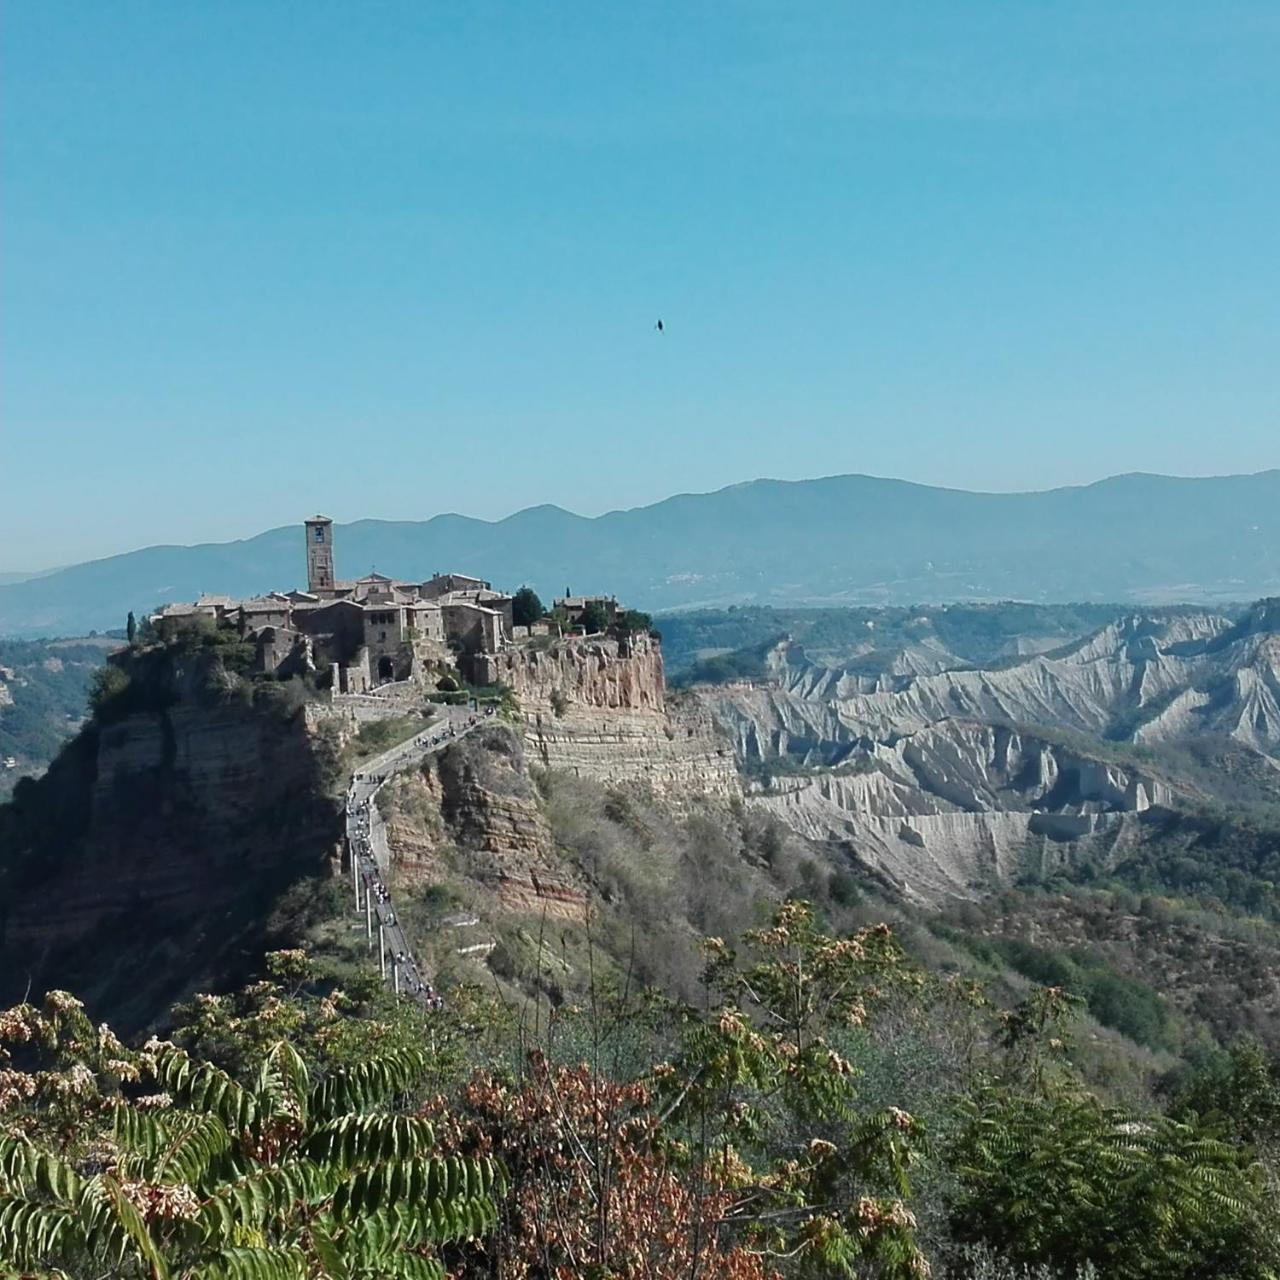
[5,903,1279,1279]
[672,637,781,688]
[1077,806,1280,921]
[964,935,1175,1050]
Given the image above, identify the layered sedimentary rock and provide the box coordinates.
[0,650,350,1026]
[702,609,1280,766]
[694,606,1280,903]
[3,698,342,959]
[475,634,739,798]
[378,724,585,919]
[753,722,1173,903]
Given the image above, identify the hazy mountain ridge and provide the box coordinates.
[3,469,1279,637]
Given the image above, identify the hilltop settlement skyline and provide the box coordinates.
[0,469,1277,639]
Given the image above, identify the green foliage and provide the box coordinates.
[949,1085,1280,1279]
[87,662,133,719]
[579,600,609,634]
[348,715,426,760]
[671,636,780,687]
[653,902,933,1277]
[1163,1038,1280,1146]
[510,586,544,628]
[1078,806,1280,922]
[0,637,108,780]
[981,937,1174,1050]
[616,608,652,634]
[0,996,500,1279]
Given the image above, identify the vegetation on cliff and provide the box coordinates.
[4,904,1280,1279]
[7,603,1280,1276]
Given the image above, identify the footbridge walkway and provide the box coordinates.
[344,703,494,1008]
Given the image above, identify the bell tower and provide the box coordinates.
[305,515,335,593]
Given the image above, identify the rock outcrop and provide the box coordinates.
[379,724,586,920]
[753,722,1173,903]
[476,634,740,799]
[0,652,346,1027]
[702,610,1280,766]
[694,606,1280,903]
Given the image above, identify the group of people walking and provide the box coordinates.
[342,705,497,1011]
[347,778,438,1010]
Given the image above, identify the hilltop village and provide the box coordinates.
[149,515,627,692]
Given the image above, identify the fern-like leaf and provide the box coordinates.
[201,1244,309,1280]
[309,1047,432,1120]
[150,1042,258,1134]
[303,1113,436,1170]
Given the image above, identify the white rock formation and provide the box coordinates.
[696,606,1280,902]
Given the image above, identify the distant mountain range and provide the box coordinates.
[2,471,1278,638]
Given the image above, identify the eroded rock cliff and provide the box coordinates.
[0,647,347,1027]
[701,609,1280,764]
[377,724,585,920]
[475,634,739,799]
[753,722,1174,903]
[691,607,1280,904]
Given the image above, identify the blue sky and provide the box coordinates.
[2,2,1278,570]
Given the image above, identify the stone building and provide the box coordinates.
[555,594,621,631]
[306,515,336,592]
[150,516,516,691]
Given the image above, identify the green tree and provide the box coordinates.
[656,901,931,1278]
[88,663,132,721]
[1165,1038,1280,1147]
[949,1085,1280,1278]
[510,586,544,628]
[617,609,652,634]
[0,992,500,1279]
[579,601,609,634]
[126,611,137,644]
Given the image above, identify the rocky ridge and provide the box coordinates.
[0,651,356,1025]
[695,604,1280,903]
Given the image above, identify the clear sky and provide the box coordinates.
[2,3,1278,570]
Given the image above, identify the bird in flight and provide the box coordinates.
[655,319,664,333]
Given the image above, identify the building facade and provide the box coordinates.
[151,516,516,691]
[305,515,336,593]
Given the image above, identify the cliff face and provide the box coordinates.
[378,724,585,919]
[752,722,1174,903]
[0,649,346,1027]
[702,609,1280,766]
[475,635,739,799]
[688,609,1279,905]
